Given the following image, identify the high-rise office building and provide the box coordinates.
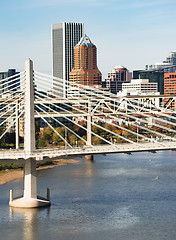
[52,22,84,97]
[69,34,102,87]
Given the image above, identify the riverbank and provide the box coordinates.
[0,159,80,185]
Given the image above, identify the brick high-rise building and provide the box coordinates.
[69,34,102,87]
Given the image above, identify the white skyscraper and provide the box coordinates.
[52,22,84,97]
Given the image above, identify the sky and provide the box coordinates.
[0,0,176,78]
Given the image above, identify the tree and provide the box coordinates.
[122,129,130,138]
[78,135,86,146]
[52,127,65,145]
[92,125,104,137]
[69,134,77,145]
[168,124,174,130]
[115,137,124,143]
[43,126,54,143]
[73,121,86,137]
[130,125,137,133]
[0,128,5,147]
[115,129,122,136]
[92,136,104,145]
[35,121,40,145]
[105,122,117,132]
[37,137,47,148]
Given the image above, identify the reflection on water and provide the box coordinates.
[10,207,38,240]
[9,207,50,240]
[84,158,95,177]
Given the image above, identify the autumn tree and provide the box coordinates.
[73,121,86,137]
[52,127,65,145]
[0,128,5,147]
[69,134,78,145]
[37,137,47,148]
[43,126,54,143]
[92,136,104,145]
[78,135,86,146]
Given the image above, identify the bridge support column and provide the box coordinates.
[9,59,50,208]
[85,101,94,161]
[85,155,94,161]
[15,99,19,149]
[24,158,37,199]
[9,158,50,208]
[87,113,92,146]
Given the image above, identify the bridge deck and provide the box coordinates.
[0,141,175,162]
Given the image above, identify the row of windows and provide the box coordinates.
[123,85,157,88]
[165,84,176,86]
[164,87,176,89]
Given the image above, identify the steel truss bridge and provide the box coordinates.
[1,59,176,208]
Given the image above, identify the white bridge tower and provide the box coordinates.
[9,59,50,208]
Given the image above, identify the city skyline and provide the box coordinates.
[0,0,176,78]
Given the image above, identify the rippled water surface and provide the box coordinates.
[0,151,176,240]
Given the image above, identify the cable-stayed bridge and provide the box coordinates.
[1,59,176,208]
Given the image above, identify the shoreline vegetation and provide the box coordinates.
[1,121,175,152]
[0,159,80,185]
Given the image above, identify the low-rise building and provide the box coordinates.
[119,79,158,96]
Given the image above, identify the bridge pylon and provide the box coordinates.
[9,59,50,208]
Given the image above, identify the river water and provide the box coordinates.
[0,151,176,240]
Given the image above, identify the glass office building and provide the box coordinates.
[133,70,164,94]
[52,22,84,97]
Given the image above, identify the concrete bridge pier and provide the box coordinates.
[24,158,37,200]
[9,158,50,208]
[9,59,50,208]
[85,155,94,161]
